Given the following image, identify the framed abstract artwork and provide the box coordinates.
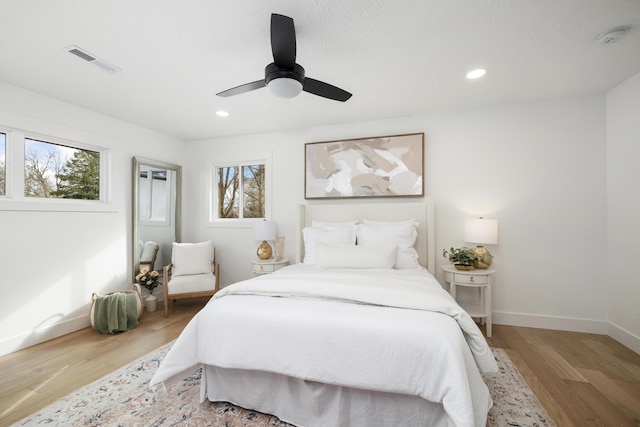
[305,133,424,199]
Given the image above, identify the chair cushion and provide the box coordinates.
[168,272,216,294]
[171,241,213,276]
[140,241,158,263]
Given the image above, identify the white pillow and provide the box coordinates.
[302,226,356,264]
[311,220,358,229]
[316,242,397,269]
[171,241,213,276]
[356,223,419,269]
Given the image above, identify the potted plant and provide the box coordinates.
[442,247,478,270]
[135,267,160,311]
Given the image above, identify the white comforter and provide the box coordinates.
[150,265,497,427]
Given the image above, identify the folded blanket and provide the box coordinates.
[92,292,139,334]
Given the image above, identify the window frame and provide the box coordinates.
[0,129,9,197]
[209,156,272,227]
[0,126,113,213]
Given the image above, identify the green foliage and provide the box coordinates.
[52,150,100,200]
[442,246,477,266]
[0,161,5,196]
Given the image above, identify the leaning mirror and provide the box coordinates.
[132,157,182,280]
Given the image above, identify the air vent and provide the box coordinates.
[64,45,121,74]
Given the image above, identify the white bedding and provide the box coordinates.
[150,264,497,427]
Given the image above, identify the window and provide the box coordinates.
[24,138,100,200]
[0,126,110,211]
[138,166,172,225]
[0,132,5,196]
[213,160,268,221]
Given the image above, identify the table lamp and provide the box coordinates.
[464,217,498,269]
[254,220,276,260]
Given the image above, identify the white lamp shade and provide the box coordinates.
[254,220,277,241]
[464,218,498,245]
[267,77,303,98]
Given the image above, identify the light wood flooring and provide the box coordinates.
[1,298,639,426]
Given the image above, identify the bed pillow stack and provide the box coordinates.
[302,219,420,269]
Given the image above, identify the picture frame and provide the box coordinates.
[304,133,424,199]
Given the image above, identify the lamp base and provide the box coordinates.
[257,241,273,260]
[472,245,493,269]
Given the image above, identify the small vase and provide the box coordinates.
[145,294,157,312]
[454,264,474,271]
[274,236,285,261]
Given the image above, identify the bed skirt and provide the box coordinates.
[202,365,453,427]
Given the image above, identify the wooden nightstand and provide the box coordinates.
[252,258,289,276]
[442,264,496,337]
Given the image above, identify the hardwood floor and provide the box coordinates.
[1,300,639,426]
[0,297,210,425]
[486,325,640,426]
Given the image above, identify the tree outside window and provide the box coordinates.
[216,163,265,219]
[24,138,100,200]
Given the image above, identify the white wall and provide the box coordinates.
[606,71,640,354]
[184,94,609,334]
[0,82,186,356]
[3,75,637,356]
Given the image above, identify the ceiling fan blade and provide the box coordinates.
[271,14,296,69]
[303,78,352,102]
[216,79,266,97]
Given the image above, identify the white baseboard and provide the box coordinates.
[0,314,89,358]
[608,322,640,354]
[494,311,640,354]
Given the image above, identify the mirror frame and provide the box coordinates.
[132,156,182,281]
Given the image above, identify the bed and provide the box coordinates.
[150,202,498,427]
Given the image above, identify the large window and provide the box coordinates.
[24,138,100,200]
[0,126,109,211]
[214,161,267,221]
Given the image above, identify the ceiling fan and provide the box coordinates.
[216,13,352,102]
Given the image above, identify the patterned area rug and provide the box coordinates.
[14,343,555,427]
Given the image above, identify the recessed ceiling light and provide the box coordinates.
[466,68,487,80]
[216,110,229,117]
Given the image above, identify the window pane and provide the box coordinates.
[138,168,170,222]
[150,170,169,220]
[217,166,239,218]
[24,138,100,200]
[242,164,265,219]
[0,133,5,196]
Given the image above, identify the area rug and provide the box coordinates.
[14,343,555,427]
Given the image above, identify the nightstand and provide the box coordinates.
[441,265,496,337]
[252,258,289,276]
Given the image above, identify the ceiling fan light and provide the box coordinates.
[267,77,303,98]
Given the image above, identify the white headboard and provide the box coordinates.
[296,201,435,274]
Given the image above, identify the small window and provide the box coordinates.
[215,162,266,220]
[24,138,100,200]
[0,132,6,196]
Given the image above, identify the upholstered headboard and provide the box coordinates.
[296,201,435,274]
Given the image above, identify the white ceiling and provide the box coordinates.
[1,0,639,141]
